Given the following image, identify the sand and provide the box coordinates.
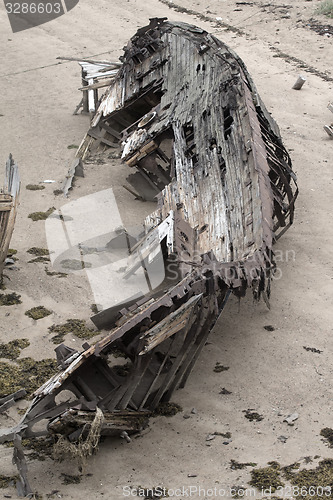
[0,0,332,498]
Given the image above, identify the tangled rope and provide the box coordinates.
[53,407,104,466]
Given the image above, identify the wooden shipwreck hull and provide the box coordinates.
[0,155,20,276]
[1,19,297,482]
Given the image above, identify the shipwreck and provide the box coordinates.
[1,18,298,495]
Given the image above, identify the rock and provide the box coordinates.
[206,434,216,441]
[278,435,288,443]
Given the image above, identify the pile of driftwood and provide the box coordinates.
[1,19,298,496]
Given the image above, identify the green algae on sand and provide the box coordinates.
[25,306,52,320]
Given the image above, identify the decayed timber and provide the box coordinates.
[0,155,20,276]
[0,19,298,494]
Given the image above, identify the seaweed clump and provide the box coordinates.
[26,184,45,190]
[45,267,67,278]
[48,319,100,344]
[22,437,55,461]
[0,292,22,306]
[90,303,99,314]
[320,428,333,447]
[0,474,18,488]
[28,256,50,263]
[281,462,301,480]
[61,473,82,485]
[244,409,264,422]
[153,402,183,417]
[248,459,333,498]
[28,207,55,221]
[27,247,50,262]
[5,437,55,462]
[53,189,63,196]
[249,462,284,492]
[25,306,52,320]
[27,247,49,256]
[283,459,333,500]
[0,338,30,360]
[0,357,58,397]
[230,460,257,470]
[214,362,229,373]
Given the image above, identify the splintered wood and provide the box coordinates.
[0,155,20,275]
[1,20,298,493]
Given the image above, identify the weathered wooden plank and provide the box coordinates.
[79,78,115,91]
[138,294,202,355]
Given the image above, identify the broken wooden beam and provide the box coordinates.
[0,389,27,414]
[48,409,151,437]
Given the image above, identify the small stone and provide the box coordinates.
[284,412,299,425]
[183,414,191,419]
[206,434,216,441]
[278,435,288,443]
[223,439,232,445]
[191,408,197,414]
[187,473,198,478]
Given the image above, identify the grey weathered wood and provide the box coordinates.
[0,155,20,275]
